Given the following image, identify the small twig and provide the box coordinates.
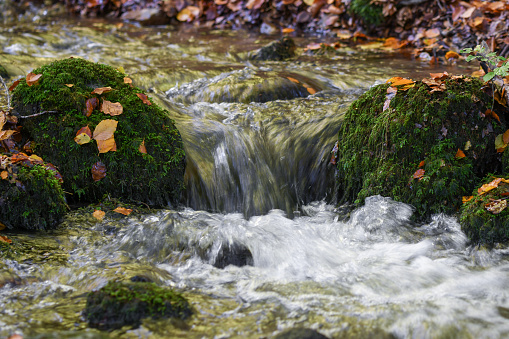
[0,75,11,110]
[19,111,58,119]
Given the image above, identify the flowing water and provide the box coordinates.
[1,12,508,339]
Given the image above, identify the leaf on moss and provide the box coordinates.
[91,161,106,182]
[485,199,507,214]
[477,177,509,195]
[113,207,132,215]
[65,84,74,87]
[9,79,20,92]
[74,126,92,145]
[464,140,472,150]
[495,134,508,152]
[139,139,147,154]
[101,100,123,116]
[429,71,449,80]
[462,196,473,203]
[136,93,152,106]
[503,129,509,144]
[84,97,99,117]
[418,160,425,168]
[124,77,132,85]
[455,149,466,159]
[93,119,118,153]
[485,109,501,123]
[26,72,42,86]
[387,77,415,91]
[93,209,105,221]
[0,234,12,243]
[413,168,425,180]
[91,87,113,95]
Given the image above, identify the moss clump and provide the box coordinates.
[0,164,66,230]
[249,37,296,61]
[337,77,507,221]
[12,58,185,207]
[84,281,192,330]
[460,175,509,246]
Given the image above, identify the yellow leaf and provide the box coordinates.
[96,138,117,153]
[303,0,314,5]
[0,130,15,141]
[478,178,503,195]
[462,196,473,203]
[74,126,93,145]
[117,66,125,74]
[464,140,472,151]
[495,134,508,151]
[91,87,113,95]
[100,100,123,116]
[93,210,105,221]
[65,84,74,87]
[29,154,43,162]
[93,119,118,141]
[113,207,133,215]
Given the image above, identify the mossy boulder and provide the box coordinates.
[84,281,192,330]
[460,175,509,245]
[249,37,296,61]
[12,58,185,207]
[336,76,508,221]
[0,161,66,231]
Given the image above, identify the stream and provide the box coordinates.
[1,13,509,339]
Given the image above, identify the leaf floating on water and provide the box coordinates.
[136,93,151,106]
[485,199,507,214]
[113,207,133,215]
[74,126,92,145]
[455,149,466,159]
[101,100,123,116]
[84,97,99,117]
[139,139,147,154]
[462,196,473,203]
[93,209,105,221]
[91,161,106,181]
[413,168,425,180]
[91,87,113,95]
[26,72,42,87]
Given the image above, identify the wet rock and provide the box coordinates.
[84,281,192,330]
[213,242,253,268]
[274,328,329,339]
[12,58,186,208]
[249,37,296,61]
[336,76,509,224]
[121,8,169,26]
[165,67,323,104]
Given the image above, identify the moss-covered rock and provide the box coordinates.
[84,280,192,330]
[249,37,296,61]
[460,175,509,245]
[12,58,185,207]
[337,77,508,221]
[0,161,66,231]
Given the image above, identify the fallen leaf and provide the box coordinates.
[124,77,132,85]
[418,160,425,168]
[101,100,123,116]
[282,28,295,34]
[29,154,43,162]
[136,93,151,106]
[177,6,200,22]
[139,140,147,154]
[485,199,507,214]
[9,79,20,92]
[0,129,15,141]
[478,177,504,195]
[445,51,460,60]
[117,66,125,73]
[96,138,117,153]
[91,87,113,95]
[455,149,466,159]
[464,140,472,151]
[287,77,299,84]
[93,119,118,153]
[495,134,508,151]
[306,87,316,95]
[0,221,5,230]
[65,84,74,87]
[93,209,105,221]
[388,77,415,90]
[113,207,133,215]
[74,126,92,145]
[413,168,425,180]
[91,161,106,181]
[424,28,441,39]
[0,234,12,243]
[1,171,7,179]
[430,71,449,80]
[84,97,98,117]
[26,72,42,86]
[485,109,501,123]
[503,129,509,144]
[462,196,473,203]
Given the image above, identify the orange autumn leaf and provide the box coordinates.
[282,28,295,34]
[101,100,123,116]
[91,87,113,95]
[477,178,508,195]
[92,119,118,153]
[387,77,415,91]
[462,196,473,203]
[429,71,449,80]
[0,234,12,243]
[1,170,8,180]
[26,72,42,86]
[445,51,460,60]
[136,93,151,106]
[287,77,299,84]
[503,129,509,144]
[485,109,501,123]
[74,126,92,145]
[124,77,132,85]
[418,160,425,168]
[455,149,466,159]
[93,209,105,221]
[113,207,133,215]
[9,79,20,92]
[91,161,106,182]
[306,87,317,95]
[413,168,425,180]
[139,139,147,154]
[96,138,117,153]
[84,97,99,117]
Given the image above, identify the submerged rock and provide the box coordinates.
[336,75,508,224]
[249,37,296,61]
[165,67,323,104]
[84,280,192,330]
[213,242,253,268]
[12,58,185,207]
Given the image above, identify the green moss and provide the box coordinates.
[84,281,193,330]
[337,77,506,221]
[12,58,185,207]
[460,175,509,246]
[349,0,383,27]
[0,164,66,231]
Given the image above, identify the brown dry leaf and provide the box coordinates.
[413,168,425,180]
[485,109,501,123]
[91,161,106,181]
[0,129,15,141]
[478,178,504,195]
[462,196,473,203]
[93,209,106,221]
[9,79,20,92]
[139,139,147,154]
[91,87,113,95]
[93,119,118,153]
[455,149,466,159]
[430,71,449,80]
[1,170,8,180]
[461,6,476,18]
[113,207,133,215]
[485,199,507,214]
[84,97,99,117]
[418,160,425,168]
[424,28,441,39]
[136,93,151,106]
[246,0,264,10]
[0,234,12,243]
[26,72,42,87]
[445,51,460,60]
[65,84,74,87]
[177,6,200,22]
[74,126,92,145]
[124,77,132,85]
[101,100,123,116]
